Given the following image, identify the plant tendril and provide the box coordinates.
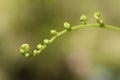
[20,12,120,58]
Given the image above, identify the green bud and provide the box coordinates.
[50,30,58,35]
[25,53,30,58]
[80,15,87,24]
[37,44,43,49]
[20,44,30,53]
[44,39,50,44]
[99,20,104,27]
[94,12,104,27]
[33,50,40,56]
[64,22,71,30]
[94,12,101,20]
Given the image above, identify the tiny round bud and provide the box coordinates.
[20,44,30,53]
[34,50,38,54]
[44,39,50,44]
[50,30,58,35]
[33,50,40,56]
[94,12,101,20]
[37,44,43,49]
[64,22,71,30]
[25,53,30,58]
[80,15,87,24]
[94,12,104,27]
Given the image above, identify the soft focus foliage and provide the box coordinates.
[1,0,120,80]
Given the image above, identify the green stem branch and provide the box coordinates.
[20,12,120,58]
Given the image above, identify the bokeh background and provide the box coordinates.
[1,0,120,80]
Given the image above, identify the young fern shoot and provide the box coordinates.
[20,12,120,58]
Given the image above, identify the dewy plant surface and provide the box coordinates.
[20,12,120,58]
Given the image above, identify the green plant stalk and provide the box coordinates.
[20,12,120,58]
[47,24,120,50]
[50,24,120,43]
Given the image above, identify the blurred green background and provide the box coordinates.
[1,0,120,80]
